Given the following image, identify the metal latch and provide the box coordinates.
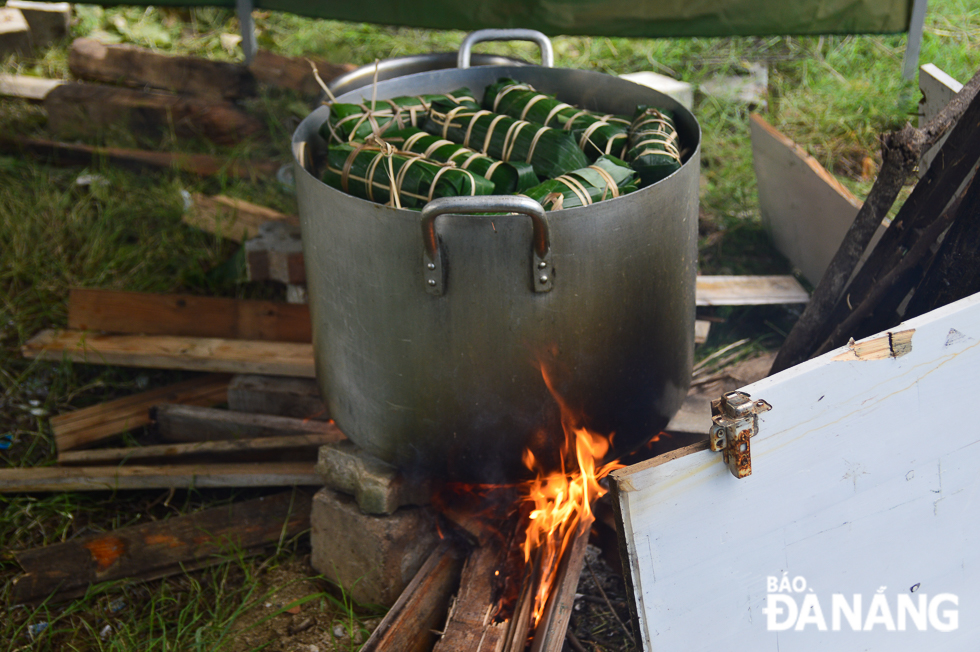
[709,391,772,479]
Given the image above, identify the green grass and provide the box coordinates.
[1,0,979,648]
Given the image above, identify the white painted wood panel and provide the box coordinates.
[613,292,980,651]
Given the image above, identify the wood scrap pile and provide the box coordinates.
[0,37,354,176]
[770,65,980,374]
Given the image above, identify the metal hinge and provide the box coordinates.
[709,391,772,479]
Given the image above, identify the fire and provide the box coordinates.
[519,366,624,626]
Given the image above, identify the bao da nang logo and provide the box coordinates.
[762,574,958,632]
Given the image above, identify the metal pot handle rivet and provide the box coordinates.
[420,195,554,296]
[457,29,554,69]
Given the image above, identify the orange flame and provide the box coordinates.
[520,364,624,626]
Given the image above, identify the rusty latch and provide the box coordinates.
[709,391,772,479]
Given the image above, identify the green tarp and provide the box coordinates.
[90,0,912,38]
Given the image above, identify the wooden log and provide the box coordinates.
[51,374,230,453]
[68,37,256,101]
[808,83,980,355]
[228,374,327,420]
[6,1,70,48]
[0,134,279,179]
[183,193,298,244]
[529,516,594,652]
[0,462,319,493]
[11,490,310,603]
[361,541,464,652]
[432,542,510,652]
[770,66,980,375]
[22,330,315,377]
[248,50,355,96]
[57,432,340,466]
[68,288,311,343]
[151,404,345,443]
[694,275,808,306]
[0,73,63,100]
[45,82,264,146]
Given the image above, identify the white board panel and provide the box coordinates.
[613,292,980,651]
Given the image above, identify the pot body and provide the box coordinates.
[293,66,700,482]
[327,52,527,97]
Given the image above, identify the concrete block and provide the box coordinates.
[310,487,439,607]
[244,221,306,284]
[619,71,693,110]
[6,1,70,48]
[315,441,431,515]
[0,8,32,56]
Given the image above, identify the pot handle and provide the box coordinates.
[421,195,553,296]
[457,29,554,70]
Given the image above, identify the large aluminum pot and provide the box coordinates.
[292,37,700,483]
[327,30,550,97]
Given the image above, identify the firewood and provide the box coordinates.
[45,82,264,146]
[0,7,31,56]
[22,329,315,377]
[151,404,344,443]
[361,541,464,652]
[245,221,306,284]
[51,374,230,452]
[0,462,319,493]
[68,37,255,101]
[248,49,355,96]
[57,432,338,466]
[5,1,69,48]
[11,491,310,603]
[528,516,593,652]
[68,288,311,343]
[183,193,298,244]
[770,66,980,374]
[433,542,510,652]
[0,134,279,178]
[0,73,63,100]
[227,374,327,420]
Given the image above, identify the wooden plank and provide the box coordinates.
[694,319,710,345]
[248,50,355,96]
[228,374,327,420]
[612,292,980,650]
[68,289,311,343]
[432,542,510,652]
[45,83,264,146]
[152,404,344,443]
[695,275,808,306]
[0,135,279,179]
[183,193,298,244]
[22,330,315,377]
[750,113,889,287]
[0,7,31,56]
[11,490,310,603]
[0,462,319,493]
[68,37,256,101]
[50,374,230,452]
[361,541,464,652]
[529,516,594,652]
[0,73,63,100]
[57,432,340,466]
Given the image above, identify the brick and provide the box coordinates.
[6,1,69,48]
[0,8,32,56]
[245,221,306,284]
[315,441,431,515]
[310,488,439,607]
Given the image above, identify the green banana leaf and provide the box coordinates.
[484,78,630,160]
[424,99,589,180]
[319,89,479,144]
[522,155,638,211]
[627,106,682,186]
[322,141,495,208]
[381,126,538,194]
